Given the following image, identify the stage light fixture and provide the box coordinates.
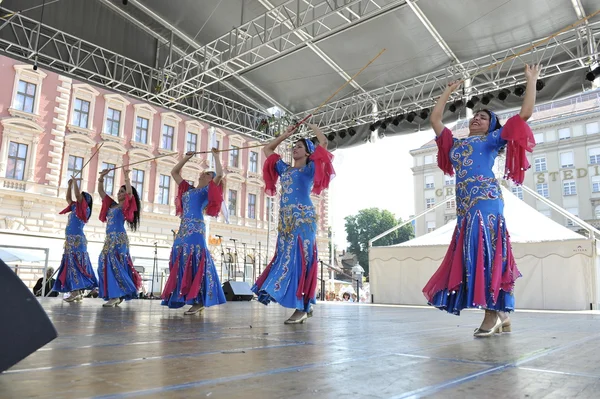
[338,129,347,139]
[348,127,356,136]
[419,108,429,120]
[327,133,336,141]
[498,89,510,101]
[466,96,480,109]
[123,0,128,4]
[392,114,404,125]
[586,66,600,81]
[514,85,525,97]
[481,93,494,105]
[536,79,545,91]
[406,111,417,123]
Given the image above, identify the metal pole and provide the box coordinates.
[320,260,325,301]
[151,242,157,297]
[258,241,262,275]
[41,248,49,297]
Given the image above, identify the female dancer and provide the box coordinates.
[253,123,334,324]
[53,177,98,302]
[161,148,226,315]
[422,64,540,337]
[97,168,142,307]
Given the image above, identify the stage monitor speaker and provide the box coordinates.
[222,281,254,301]
[0,259,58,373]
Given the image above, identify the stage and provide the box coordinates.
[1,299,600,398]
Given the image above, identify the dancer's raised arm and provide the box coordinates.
[97,170,110,200]
[519,64,542,121]
[263,125,296,158]
[431,80,463,136]
[171,152,194,185]
[211,148,223,185]
[72,177,83,202]
[66,178,74,204]
[307,123,327,149]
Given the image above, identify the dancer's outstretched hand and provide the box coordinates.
[281,125,297,138]
[524,64,542,82]
[446,80,463,92]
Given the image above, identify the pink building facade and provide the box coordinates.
[0,55,330,289]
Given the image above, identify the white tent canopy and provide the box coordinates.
[370,187,598,311]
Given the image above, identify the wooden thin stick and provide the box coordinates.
[469,8,600,81]
[107,152,176,172]
[109,49,386,170]
[73,142,104,177]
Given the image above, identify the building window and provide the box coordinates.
[425,175,435,189]
[445,197,456,209]
[228,189,237,216]
[424,155,434,164]
[132,169,145,195]
[161,125,175,150]
[72,98,91,129]
[534,156,547,172]
[104,108,121,136]
[586,122,600,135]
[101,162,116,195]
[6,142,28,180]
[229,146,239,167]
[67,155,84,185]
[247,193,256,219]
[589,148,600,165]
[592,176,600,193]
[536,183,549,198]
[512,186,523,200]
[558,128,571,140]
[444,176,455,186]
[14,80,37,114]
[534,132,544,143]
[158,174,171,205]
[560,152,574,168]
[135,117,149,144]
[186,132,198,153]
[565,207,578,227]
[426,221,436,233]
[595,206,600,219]
[249,151,258,173]
[563,180,577,196]
[425,197,435,209]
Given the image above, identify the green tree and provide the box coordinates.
[344,208,414,275]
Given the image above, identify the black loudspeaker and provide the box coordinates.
[0,259,58,373]
[222,281,254,301]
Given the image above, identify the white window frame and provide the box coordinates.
[225,177,243,224]
[536,182,549,198]
[563,179,577,196]
[101,94,130,142]
[226,134,246,172]
[589,148,600,165]
[425,197,435,209]
[558,127,571,140]
[68,84,99,137]
[560,151,574,168]
[424,175,435,189]
[595,206,600,220]
[9,65,47,121]
[426,221,436,233]
[534,156,547,172]
[59,134,96,198]
[0,118,44,189]
[534,132,544,143]
[511,186,524,200]
[159,112,182,153]
[592,176,600,193]
[154,159,177,214]
[5,141,29,181]
[184,120,204,160]
[128,148,154,204]
[444,176,455,186]
[586,122,600,135]
[445,196,456,209]
[131,103,157,149]
[424,154,434,164]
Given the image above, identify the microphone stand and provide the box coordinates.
[216,234,226,282]
[150,242,158,299]
[242,242,247,282]
[230,238,239,281]
[226,248,232,281]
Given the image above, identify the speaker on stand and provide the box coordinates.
[0,258,58,372]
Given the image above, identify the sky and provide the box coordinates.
[328,129,433,248]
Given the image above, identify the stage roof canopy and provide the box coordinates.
[2,0,600,147]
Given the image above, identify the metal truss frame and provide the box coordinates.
[152,0,408,102]
[302,21,600,132]
[0,11,272,138]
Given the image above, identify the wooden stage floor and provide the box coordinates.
[2,298,600,399]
